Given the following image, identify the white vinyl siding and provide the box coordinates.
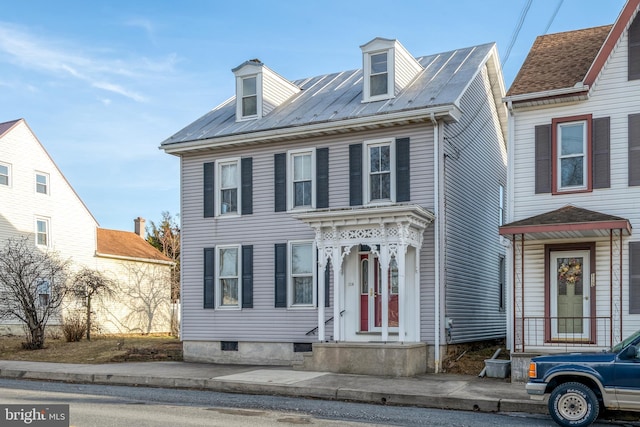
[0,121,97,263]
[509,28,640,337]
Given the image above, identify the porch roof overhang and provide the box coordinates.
[499,205,632,241]
[292,204,435,249]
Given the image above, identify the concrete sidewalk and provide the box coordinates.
[0,360,544,415]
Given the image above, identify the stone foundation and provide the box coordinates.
[183,341,300,366]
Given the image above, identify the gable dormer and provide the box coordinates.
[232,59,300,122]
[360,38,423,102]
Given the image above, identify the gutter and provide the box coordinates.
[161,106,461,154]
[502,85,589,104]
[95,252,175,266]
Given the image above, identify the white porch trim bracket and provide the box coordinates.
[293,205,435,343]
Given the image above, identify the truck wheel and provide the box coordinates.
[548,382,599,427]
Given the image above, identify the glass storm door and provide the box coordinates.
[550,250,590,340]
[359,253,399,332]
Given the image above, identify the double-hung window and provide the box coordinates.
[288,149,315,209]
[36,172,49,195]
[0,162,10,186]
[556,120,587,191]
[241,76,257,118]
[365,139,394,203]
[37,279,50,306]
[217,245,240,308]
[217,159,240,216]
[36,218,49,247]
[369,52,388,97]
[289,241,315,307]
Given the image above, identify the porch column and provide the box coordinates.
[397,245,407,342]
[414,246,421,341]
[379,244,390,341]
[332,246,342,341]
[318,253,327,342]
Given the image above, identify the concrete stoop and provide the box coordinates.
[296,342,428,377]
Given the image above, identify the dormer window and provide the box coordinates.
[361,38,423,103]
[233,60,300,122]
[241,76,258,117]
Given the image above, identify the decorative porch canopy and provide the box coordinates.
[293,204,435,342]
[499,205,632,240]
[499,205,632,351]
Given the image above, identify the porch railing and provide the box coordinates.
[515,316,612,352]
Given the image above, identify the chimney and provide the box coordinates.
[134,217,146,238]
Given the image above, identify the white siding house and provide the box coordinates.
[162,38,508,375]
[0,119,173,335]
[501,0,640,381]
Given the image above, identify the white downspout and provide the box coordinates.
[506,100,515,352]
[430,112,442,373]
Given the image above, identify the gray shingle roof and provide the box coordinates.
[162,43,496,146]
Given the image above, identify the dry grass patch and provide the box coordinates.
[0,334,182,364]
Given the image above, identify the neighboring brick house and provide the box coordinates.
[0,118,173,335]
[500,0,640,381]
[162,37,508,375]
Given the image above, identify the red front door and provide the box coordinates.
[360,253,399,331]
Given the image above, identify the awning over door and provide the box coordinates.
[499,205,632,240]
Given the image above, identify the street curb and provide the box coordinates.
[0,367,543,416]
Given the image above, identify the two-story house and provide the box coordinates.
[500,0,640,381]
[162,38,508,375]
[0,118,173,335]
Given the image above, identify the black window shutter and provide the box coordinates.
[630,242,640,314]
[534,124,552,194]
[241,157,253,215]
[203,162,215,217]
[204,247,215,308]
[242,245,253,308]
[316,147,329,208]
[592,117,610,189]
[274,153,286,212]
[629,14,640,80]
[396,137,410,202]
[274,243,287,307]
[325,266,330,307]
[629,114,640,186]
[349,143,363,206]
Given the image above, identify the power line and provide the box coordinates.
[502,0,533,66]
[544,0,564,34]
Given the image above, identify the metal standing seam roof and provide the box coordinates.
[161,42,497,147]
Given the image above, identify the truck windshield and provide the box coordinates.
[612,329,640,353]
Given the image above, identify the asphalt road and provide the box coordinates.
[0,378,615,426]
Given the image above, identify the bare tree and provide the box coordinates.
[0,237,70,349]
[70,267,116,341]
[147,212,180,301]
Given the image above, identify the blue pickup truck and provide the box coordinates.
[526,329,640,427]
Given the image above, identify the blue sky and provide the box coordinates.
[0,0,626,232]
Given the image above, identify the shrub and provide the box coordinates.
[62,315,87,342]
